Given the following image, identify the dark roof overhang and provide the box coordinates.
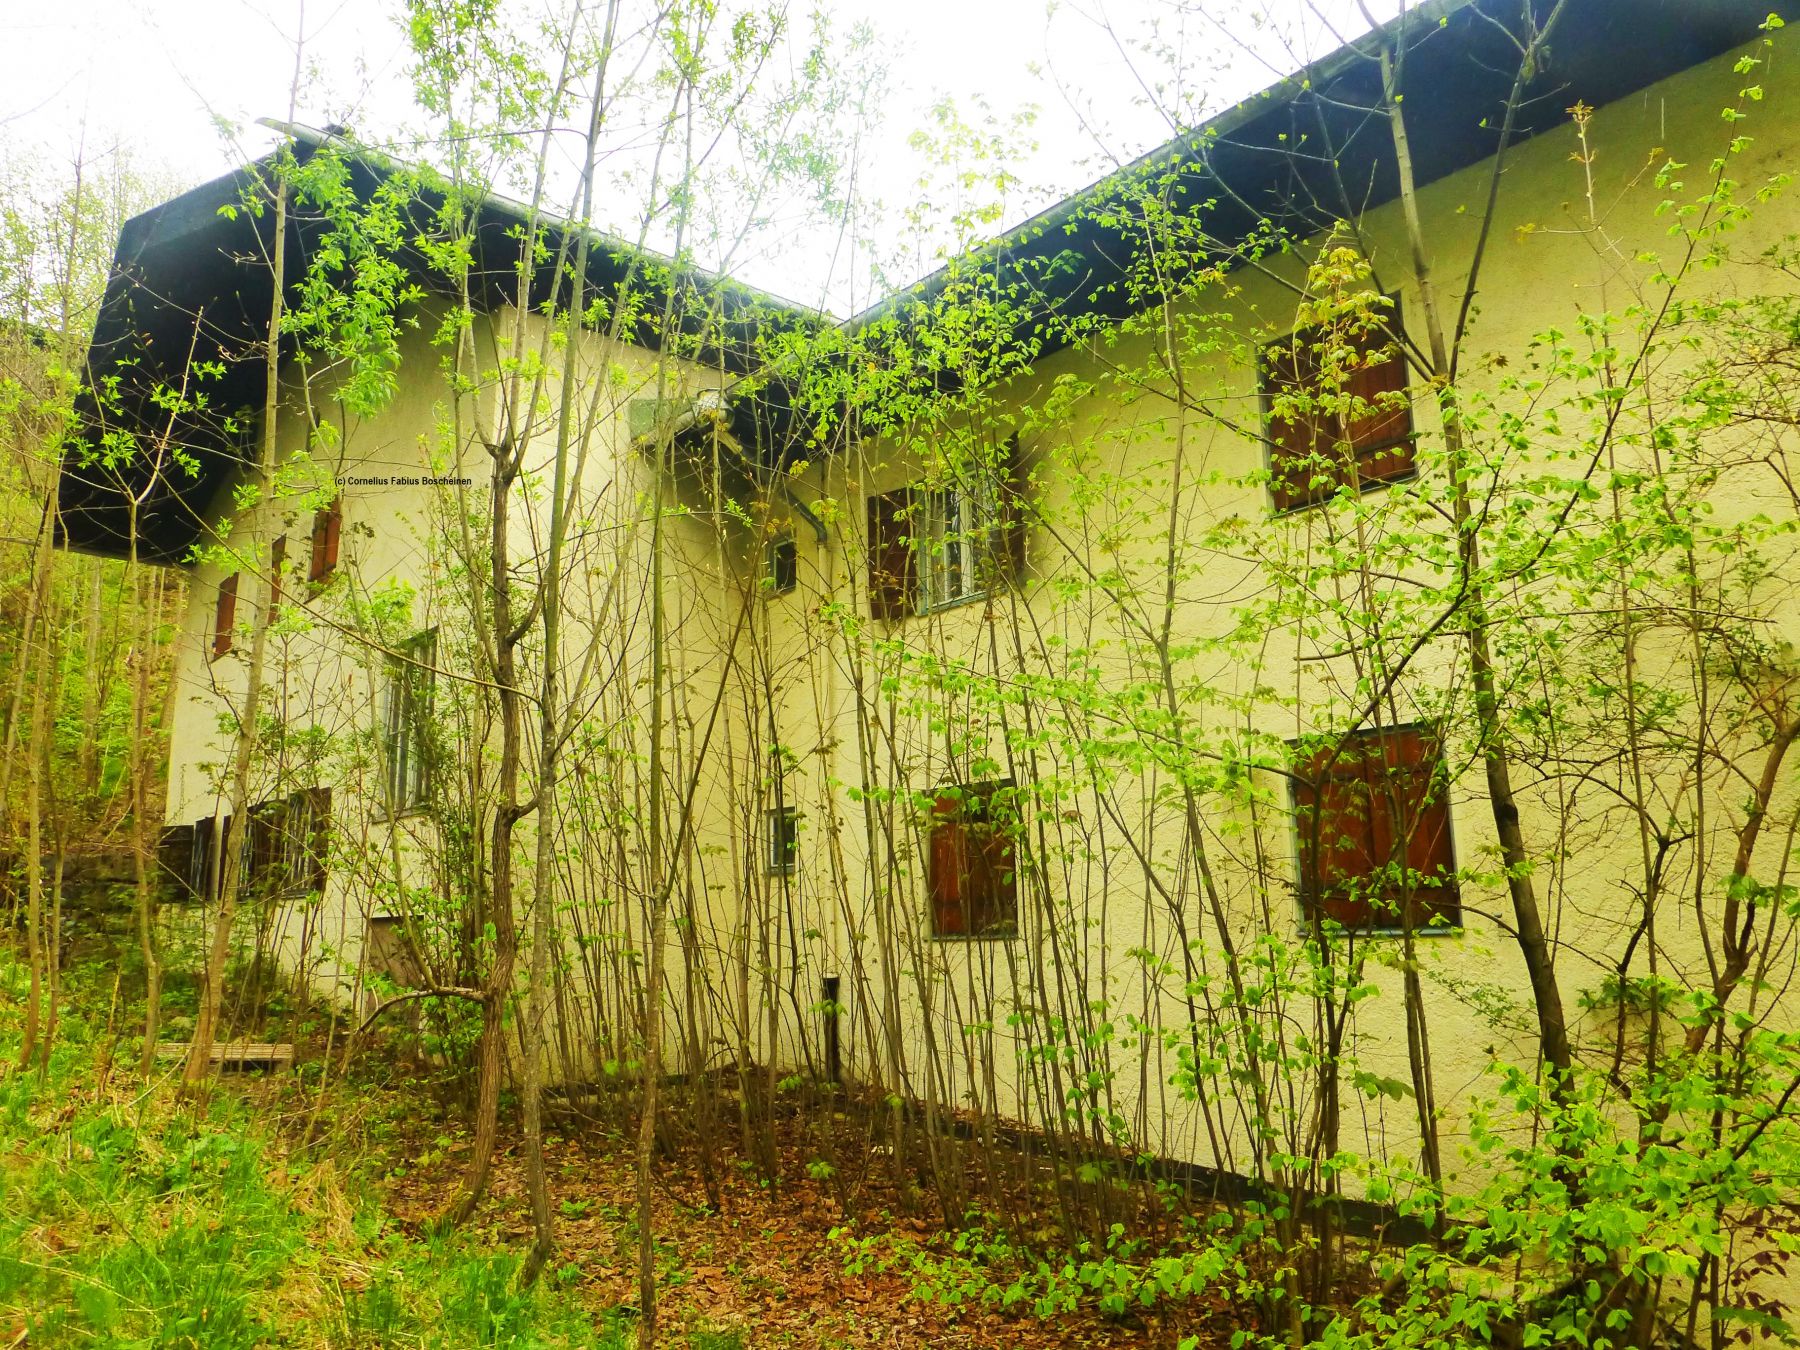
[756,0,1797,464]
[60,125,830,564]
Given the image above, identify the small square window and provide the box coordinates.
[766,534,798,595]
[766,806,798,875]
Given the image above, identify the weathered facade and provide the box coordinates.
[64,0,1800,1233]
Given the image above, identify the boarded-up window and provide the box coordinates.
[1292,725,1458,931]
[927,781,1020,938]
[1264,314,1414,512]
[212,573,238,659]
[308,498,342,582]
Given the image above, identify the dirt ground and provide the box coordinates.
[285,1055,1240,1349]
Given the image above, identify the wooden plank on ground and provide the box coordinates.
[153,1041,295,1069]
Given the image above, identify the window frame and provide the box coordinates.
[765,532,798,597]
[765,805,799,876]
[379,629,437,819]
[1288,723,1461,936]
[916,483,993,614]
[1261,302,1416,513]
[926,778,1022,941]
[866,437,1027,621]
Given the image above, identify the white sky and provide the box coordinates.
[2,0,1387,311]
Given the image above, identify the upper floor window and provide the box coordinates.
[1291,724,1458,932]
[309,497,342,583]
[212,573,238,659]
[1263,310,1414,511]
[927,780,1021,939]
[765,532,798,596]
[866,438,1026,620]
[381,630,436,815]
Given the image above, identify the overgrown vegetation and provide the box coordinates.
[6,1,1800,1347]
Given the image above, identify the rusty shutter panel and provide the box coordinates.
[994,435,1027,584]
[1295,739,1381,929]
[1265,337,1332,512]
[867,488,915,620]
[269,535,286,619]
[213,574,238,658]
[1383,727,1457,929]
[1344,331,1413,484]
[309,498,341,582]
[928,793,967,936]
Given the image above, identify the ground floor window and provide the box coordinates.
[1291,724,1458,931]
[927,780,1021,938]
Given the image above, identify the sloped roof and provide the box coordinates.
[61,0,1798,562]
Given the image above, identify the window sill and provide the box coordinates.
[1271,456,1419,516]
[926,927,1019,944]
[373,803,432,825]
[915,588,992,617]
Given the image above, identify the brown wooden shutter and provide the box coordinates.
[1296,727,1457,930]
[1296,738,1380,928]
[969,821,1018,931]
[994,435,1027,584]
[309,498,341,582]
[269,535,286,618]
[1379,728,1457,928]
[1344,334,1413,483]
[213,574,238,658]
[1265,338,1332,512]
[867,488,915,620]
[928,793,967,936]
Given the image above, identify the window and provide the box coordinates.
[766,533,798,595]
[918,486,990,611]
[1264,310,1414,512]
[189,815,220,900]
[236,788,332,896]
[1291,725,1458,932]
[766,806,798,875]
[212,573,238,659]
[276,787,331,894]
[309,497,342,582]
[382,630,436,814]
[866,438,1027,619]
[927,780,1020,938]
